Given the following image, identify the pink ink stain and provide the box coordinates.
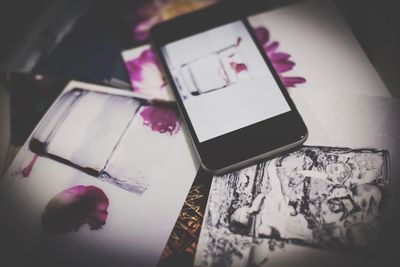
[42,185,109,234]
[140,106,180,135]
[230,62,248,74]
[21,154,39,177]
[229,37,248,74]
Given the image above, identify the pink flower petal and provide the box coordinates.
[265,41,279,53]
[140,106,181,135]
[126,60,143,83]
[254,27,270,45]
[126,48,165,97]
[273,60,295,73]
[269,52,291,61]
[281,76,306,87]
[230,62,248,73]
[42,185,109,234]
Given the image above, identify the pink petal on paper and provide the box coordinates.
[254,27,270,45]
[126,48,159,80]
[265,41,279,53]
[269,52,291,61]
[281,76,306,87]
[143,48,159,65]
[126,48,166,97]
[140,106,181,135]
[230,62,248,73]
[273,60,295,73]
[126,59,143,83]
[42,185,109,234]
[253,26,306,88]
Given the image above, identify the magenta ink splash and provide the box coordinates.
[21,154,39,177]
[42,185,109,234]
[140,106,180,135]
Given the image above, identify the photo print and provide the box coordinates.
[0,82,198,267]
[194,146,390,267]
[27,88,180,195]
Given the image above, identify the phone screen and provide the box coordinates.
[161,20,291,143]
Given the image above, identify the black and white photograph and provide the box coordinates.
[194,146,390,267]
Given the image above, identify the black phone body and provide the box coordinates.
[151,5,307,174]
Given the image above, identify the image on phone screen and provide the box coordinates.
[161,21,291,143]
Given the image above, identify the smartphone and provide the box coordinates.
[151,5,307,174]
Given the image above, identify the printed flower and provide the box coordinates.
[140,106,181,135]
[133,0,219,41]
[254,26,306,87]
[125,48,168,98]
[42,185,109,234]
